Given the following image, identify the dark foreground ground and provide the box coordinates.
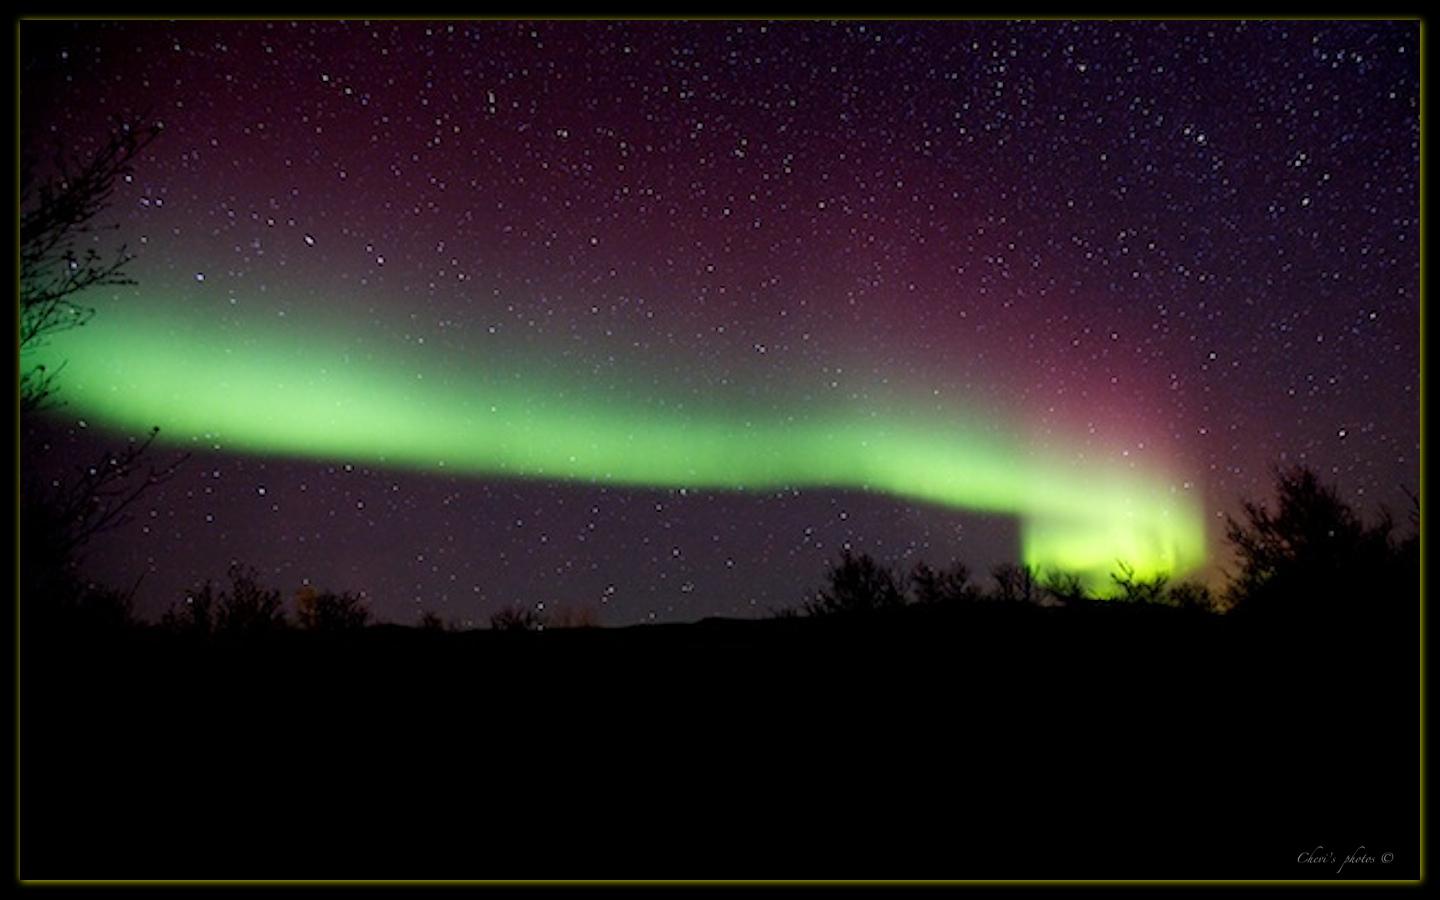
[20,602,1421,882]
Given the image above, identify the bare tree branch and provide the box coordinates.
[23,426,189,570]
[19,116,160,413]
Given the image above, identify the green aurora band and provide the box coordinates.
[29,303,1207,592]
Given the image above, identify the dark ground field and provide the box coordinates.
[20,601,1421,882]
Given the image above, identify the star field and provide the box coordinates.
[19,19,1420,627]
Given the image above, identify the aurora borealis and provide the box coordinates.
[32,295,1208,589]
[19,19,1419,626]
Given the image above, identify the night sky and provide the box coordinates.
[19,19,1420,629]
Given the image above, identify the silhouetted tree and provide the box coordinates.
[19,116,181,633]
[1040,570,1091,607]
[490,605,546,631]
[1110,561,1170,605]
[910,560,977,605]
[162,564,287,637]
[1224,465,1414,620]
[294,585,371,631]
[803,549,907,616]
[215,565,288,633]
[21,117,161,413]
[31,579,144,636]
[161,579,218,636]
[1165,580,1222,613]
[21,426,183,632]
[991,562,1039,604]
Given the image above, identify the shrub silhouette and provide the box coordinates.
[160,578,218,636]
[1109,561,1170,605]
[294,585,371,631]
[1165,579,1222,613]
[44,581,142,634]
[990,562,1039,604]
[1040,570,1091,607]
[490,605,546,631]
[1224,465,1414,620]
[909,559,977,605]
[215,565,287,633]
[162,564,287,636]
[802,549,906,616]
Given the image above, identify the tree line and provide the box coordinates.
[787,463,1418,625]
[20,458,1419,638]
